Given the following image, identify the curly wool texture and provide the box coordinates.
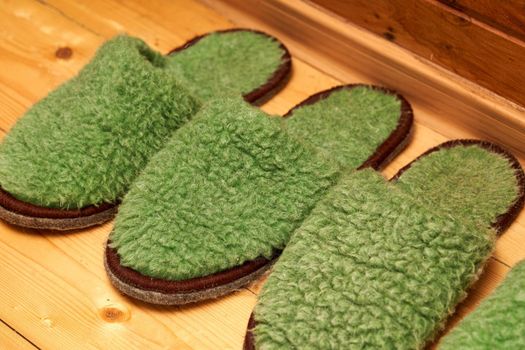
[167,31,285,101]
[440,260,525,350]
[395,146,519,227]
[0,32,286,208]
[110,87,403,280]
[254,146,520,350]
[0,36,198,208]
[110,99,340,280]
[285,87,400,166]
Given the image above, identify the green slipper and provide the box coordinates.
[104,84,413,305]
[439,259,525,349]
[245,140,525,350]
[0,29,290,230]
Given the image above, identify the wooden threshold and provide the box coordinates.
[202,0,525,162]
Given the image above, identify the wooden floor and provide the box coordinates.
[0,0,523,349]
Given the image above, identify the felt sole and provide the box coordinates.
[104,84,414,305]
[105,245,277,305]
[0,28,291,231]
[242,139,525,350]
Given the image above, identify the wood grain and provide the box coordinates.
[308,0,525,107]
[0,0,523,348]
[439,0,525,42]
[0,320,37,350]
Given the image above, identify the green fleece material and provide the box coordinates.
[167,31,284,101]
[440,260,525,350]
[253,145,520,350]
[0,31,285,208]
[109,87,403,280]
[285,87,400,166]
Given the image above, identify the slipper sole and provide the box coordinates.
[105,245,279,305]
[105,84,414,305]
[0,29,292,231]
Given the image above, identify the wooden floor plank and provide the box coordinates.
[493,210,525,267]
[43,0,229,50]
[0,0,523,348]
[0,0,103,130]
[0,319,38,350]
[0,220,257,349]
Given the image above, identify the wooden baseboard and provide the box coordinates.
[202,0,525,162]
[306,0,525,107]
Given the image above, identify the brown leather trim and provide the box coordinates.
[105,244,278,293]
[283,84,414,170]
[0,28,292,224]
[244,139,525,349]
[243,314,257,350]
[106,84,413,301]
[391,139,525,234]
[168,28,292,105]
[105,253,272,305]
[0,187,116,219]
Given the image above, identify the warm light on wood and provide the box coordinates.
[0,0,523,349]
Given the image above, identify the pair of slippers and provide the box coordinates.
[0,29,290,229]
[1,29,524,349]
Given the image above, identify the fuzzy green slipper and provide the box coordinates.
[0,29,290,230]
[245,140,525,350]
[104,84,413,305]
[439,259,525,349]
